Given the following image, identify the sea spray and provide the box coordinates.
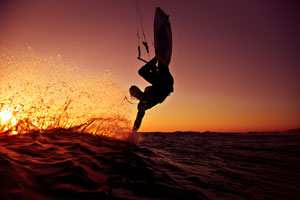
[0,47,136,139]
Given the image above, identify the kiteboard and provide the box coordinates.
[154,7,172,66]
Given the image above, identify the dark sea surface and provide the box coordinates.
[0,131,299,200]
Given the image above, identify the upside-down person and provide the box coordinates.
[130,57,174,132]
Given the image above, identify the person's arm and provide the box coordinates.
[132,109,145,132]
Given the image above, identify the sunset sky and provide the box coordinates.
[1,0,299,132]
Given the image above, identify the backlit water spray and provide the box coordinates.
[0,47,136,139]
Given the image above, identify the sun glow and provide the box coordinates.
[0,110,13,125]
[0,48,134,138]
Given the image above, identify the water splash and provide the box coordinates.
[0,47,135,139]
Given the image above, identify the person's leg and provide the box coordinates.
[138,57,158,84]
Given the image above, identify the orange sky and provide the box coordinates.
[0,0,299,132]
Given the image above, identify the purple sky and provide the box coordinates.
[1,0,299,131]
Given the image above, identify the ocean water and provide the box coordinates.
[1,48,299,199]
[0,131,299,200]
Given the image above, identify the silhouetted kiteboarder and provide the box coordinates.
[130,57,173,131]
[130,7,173,131]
